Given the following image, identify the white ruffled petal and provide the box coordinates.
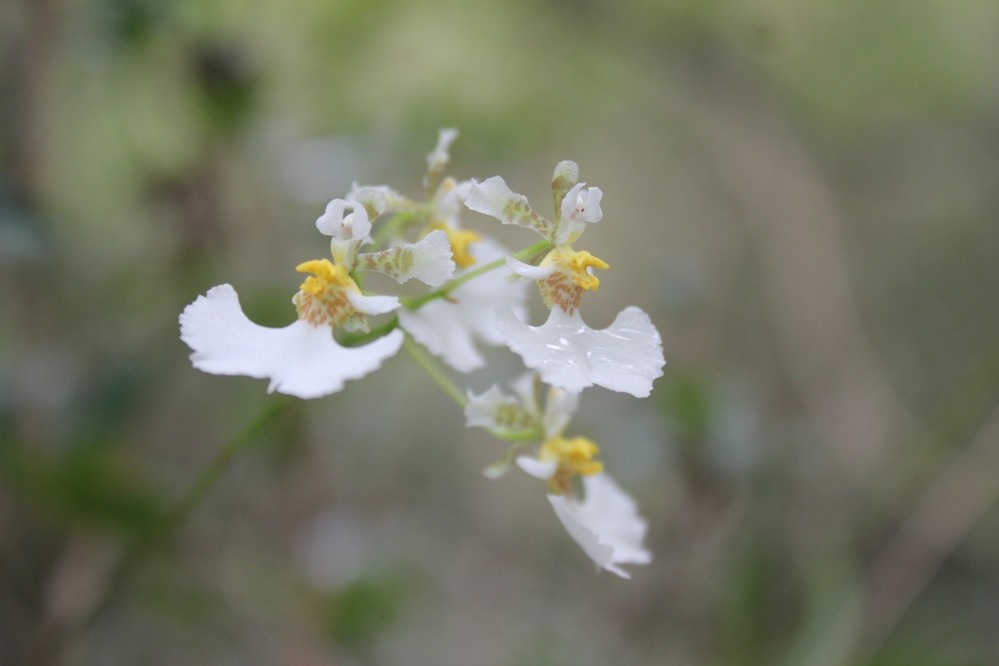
[406,230,456,286]
[547,473,651,579]
[498,307,665,397]
[180,284,403,399]
[358,231,456,286]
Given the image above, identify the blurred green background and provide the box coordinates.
[3,0,999,664]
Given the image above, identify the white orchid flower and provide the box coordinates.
[180,260,403,399]
[465,162,664,397]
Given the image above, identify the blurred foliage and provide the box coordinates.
[2,0,999,664]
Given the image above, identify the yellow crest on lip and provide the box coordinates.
[540,435,604,494]
[537,246,609,315]
[294,259,361,327]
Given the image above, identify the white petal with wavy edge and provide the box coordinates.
[180,284,403,399]
[463,176,518,221]
[498,307,665,397]
[547,473,651,579]
[403,230,456,286]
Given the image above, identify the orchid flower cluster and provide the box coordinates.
[180,130,665,578]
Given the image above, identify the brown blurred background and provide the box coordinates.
[2,0,999,664]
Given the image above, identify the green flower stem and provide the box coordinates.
[167,396,293,527]
[74,396,293,634]
[402,334,467,409]
[491,427,544,442]
[402,239,550,310]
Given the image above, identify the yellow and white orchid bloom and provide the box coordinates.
[465,161,665,397]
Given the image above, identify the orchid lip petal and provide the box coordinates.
[180,284,403,399]
[547,473,651,578]
[498,307,665,397]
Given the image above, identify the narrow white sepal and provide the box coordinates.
[427,127,459,170]
[542,387,579,439]
[346,291,400,315]
[498,307,665,397]
[180,284,403,399]
[547,473,651,579]
[516,455,557,480]
[482,461,511,480]
[506,256,555,280]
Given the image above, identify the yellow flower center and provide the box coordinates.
[540,435,604,494]
[567,250,609,290]
[294,259,362,327]
[537,246,610,315]
[428,222,480,269]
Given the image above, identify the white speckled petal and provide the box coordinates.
[464,176,517,220]
[465,177,552,238]
[359,231,456,286]
[498,307,665,397]
[180,284,403,399]
[405,230,456,286]
[548,473,651,578]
